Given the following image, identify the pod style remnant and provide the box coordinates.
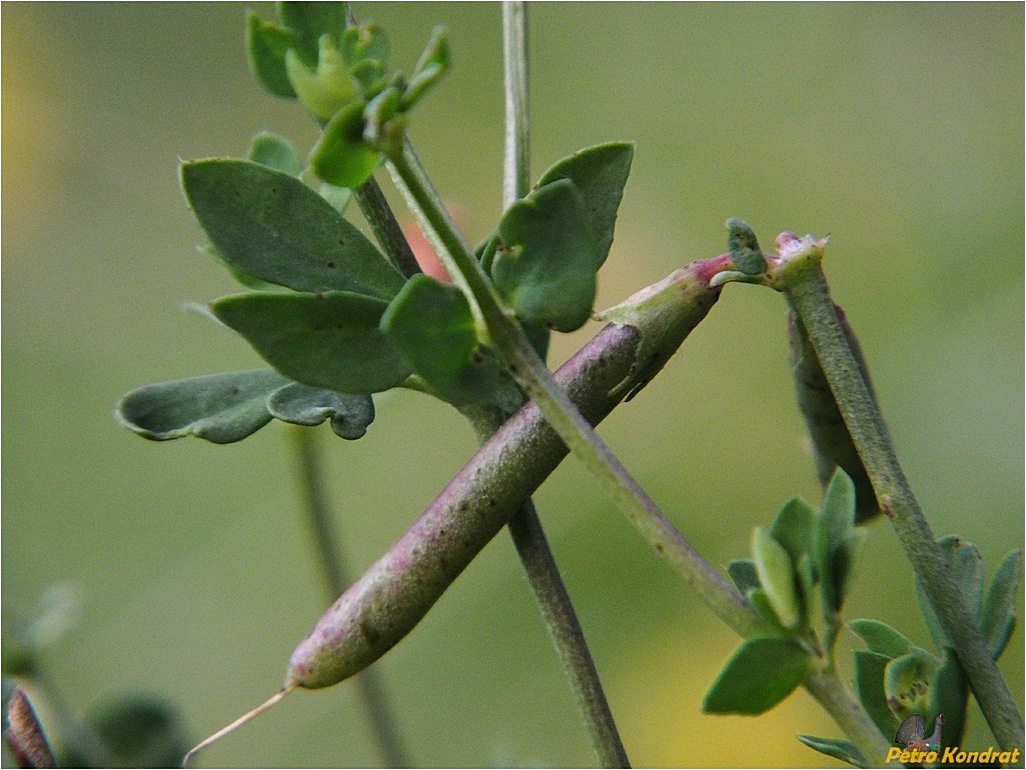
[788,304,879,522]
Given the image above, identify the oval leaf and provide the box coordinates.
[117,370,289,444]
[245,12,298,98]
[381,275,502,404]
[181,159,404,299]
[726,559,760,595]
[311,100,383,188]
[769,496,816,566]
[849,619,912,659]
[853,649,899,737]
[492,179,598,332]
[752,527,800,629]
[817,469,857,616]
[796,735,869,769]
[980,550,1022,659]
[267,383,375,440]
[249,131,304,176]
[702,636,810,715]
[212,291,410,394]
[534,142,633,266]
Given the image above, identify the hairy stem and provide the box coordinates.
[290,429,412,767]
[782,260,1023,751]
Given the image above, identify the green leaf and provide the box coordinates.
[817,469,857,616]
[245,12,298,98]
[535,142,634,267]
[339,22,390,71]
[381,275,503,405]
[285,35,361,121]
[752,527,800,629]
[400,25,450,111]
[249,131,304,176]
[929,649,968,750]
[277,2,349,66]
[492,178,598,332]
[769,496,816,565]
[318,182,354,214]
[181,159,403,299]
[979,550,1022,659]
[702,636,810,715]
[726,559,760,595]
[267,383,374,440]
[849,619,912,659]
[726,217,766,275]
[745,588,788,631]
[952,539,985,618]
[796,735,869,769]
[211,292,410,394]
[117,370,288,444]
[310,100,383,188]
[853,649,899,737]
[884,647,938,720]
[913,535,992,652]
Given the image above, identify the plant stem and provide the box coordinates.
[290,428,412,767]
[495,4,628,765]
[502,0,530,209]
[353,178,421,279]
[782,262,1024,752]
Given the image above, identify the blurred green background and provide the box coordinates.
[3,3,1022,767]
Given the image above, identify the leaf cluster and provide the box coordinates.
[706,471,864,719]
[118,6,634,445]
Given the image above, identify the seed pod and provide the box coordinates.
[288,257,726,689]
[788,305,879,522]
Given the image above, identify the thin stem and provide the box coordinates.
[353,178,421,279]
[497,3,628,765]
[290,429,412,767]
[502,0,530,208]
[783,263,1024,752]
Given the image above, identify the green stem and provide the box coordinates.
[782,262,1024,752]
[496,4,628,765]
[290,429,412,767]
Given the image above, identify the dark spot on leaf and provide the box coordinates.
[315,292,324,300]
[326,261,336,269]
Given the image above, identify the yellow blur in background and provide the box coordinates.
[3,3,1022,767]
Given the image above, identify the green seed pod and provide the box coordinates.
[788,305,879,522]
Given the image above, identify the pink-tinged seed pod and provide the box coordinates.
[286,257,726,689]
[788,305,879,522]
